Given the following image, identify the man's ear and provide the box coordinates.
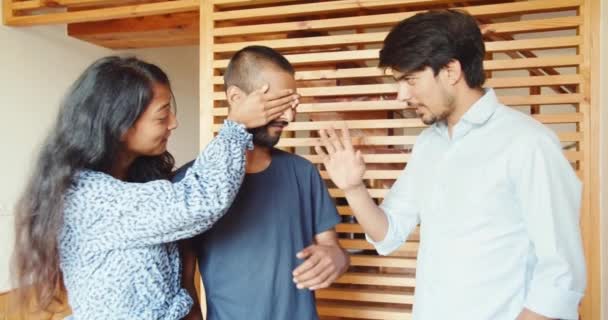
[444,59,464,86]
[226,85,246,108]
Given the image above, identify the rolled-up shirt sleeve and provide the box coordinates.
[511,132,586,319]
[366,165,420,256]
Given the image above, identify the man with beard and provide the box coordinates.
[174,45,349,320]
[316,9,586,320]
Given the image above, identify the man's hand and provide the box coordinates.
[227,84,299,128]
[315,124,366,192]
[292,243,349,291]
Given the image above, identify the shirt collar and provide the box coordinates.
[431,89,500,139]
[460,88,500,125]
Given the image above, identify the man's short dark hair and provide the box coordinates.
[379,9,486,88]
[224,45,295,93]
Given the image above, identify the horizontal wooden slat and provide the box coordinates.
[558,131,583,142]
[487,74,582,88]
[85,35,199,49]
[212,37,581,68]
[276,136,416,147]
[500,94,583,105]
[211,48,376,69]
[336,223,365,233]
[5,0,198,26]
[213,57,582,84]
[317,302,412,320]
[336,224,420,240]
[213,31,387,53]
[11,0,151,10]
[565,151,583,161]
[533,113,583,123]
[350,255,417,268]
[303,153,411,164]
[338,206,354,215]
[212,100,409,115]
[213,27,580,53]
[323,170,403,180]
[214,83,395,100]
[316,288,414,304]
[213,112,582,132]
[335,272,416,287]
[214,71,581,101]
[214,118,423,132]
[340,239,418,253]
[213,0,581,36]
[212,94,582,116]
[213,57,581,85]
[487,15,582,34]
[213,0,299,7]
[212,0,468,21]
[330,188,387,198]
[484,54,581,71]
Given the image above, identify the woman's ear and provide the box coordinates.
[226,85,245,109]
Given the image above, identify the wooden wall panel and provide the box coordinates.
[202,0,599,319]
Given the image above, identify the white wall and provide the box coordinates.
[0,5,199,292]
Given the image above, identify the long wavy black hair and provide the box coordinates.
[12,56,176,311]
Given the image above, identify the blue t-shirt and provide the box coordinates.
[173,148,340,320]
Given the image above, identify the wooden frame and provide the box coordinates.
[2,0,198,26]
[199,0,601,319]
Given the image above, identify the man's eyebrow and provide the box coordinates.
[393,73,411,81]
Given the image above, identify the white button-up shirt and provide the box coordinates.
[369,89,586,320]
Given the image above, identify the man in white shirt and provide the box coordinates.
[315,9,586,320]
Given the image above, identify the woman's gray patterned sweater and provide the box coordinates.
[59,120,252,320]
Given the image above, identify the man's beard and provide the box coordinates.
[248,120,288,148]
[415,92,454,125]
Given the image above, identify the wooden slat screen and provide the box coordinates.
[201,1,596,319]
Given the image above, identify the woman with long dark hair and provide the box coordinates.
[12,56,298,319]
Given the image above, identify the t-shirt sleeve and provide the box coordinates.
[309,164,340,235]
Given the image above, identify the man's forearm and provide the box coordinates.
[344,184,389,242]
[516,308,552,320]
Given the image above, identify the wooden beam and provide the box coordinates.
[581,0,602,319]
[4,0,198,26]
[67,11,200,49]
[11,0,158,10]
[68,11,199,36]
[2,0,12,25]
[197,0,214,315]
